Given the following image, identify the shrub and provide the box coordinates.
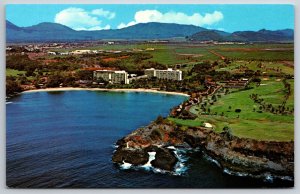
[235,109,241,113]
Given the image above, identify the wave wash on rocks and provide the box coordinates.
[112,118,294,179]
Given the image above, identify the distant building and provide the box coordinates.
[47,51,57,55]
[107,41,115,45]
[145,48,155,51]
[93,70,129,84]
[59,52,69,55]
[145,68,182,81]
[70,50,92,55]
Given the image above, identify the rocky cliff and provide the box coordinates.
[112,120,294,178]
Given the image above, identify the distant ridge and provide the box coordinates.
[6,20,294,43]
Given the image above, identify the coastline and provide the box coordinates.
[21,87,190,97]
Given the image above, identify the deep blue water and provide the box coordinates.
[6,91,293,188]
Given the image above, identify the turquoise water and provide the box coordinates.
[6,91,292,188]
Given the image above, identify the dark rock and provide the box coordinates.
[151,148,178,171]
[169,130,185,141]
[149,128,163,141]
[112,147,148,166]
[115,137,126,146]
[144,145,160,152]
[184,134,202,148]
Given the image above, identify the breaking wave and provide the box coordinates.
[119,147,190,176]
[223,168,293,183]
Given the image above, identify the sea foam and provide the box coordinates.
[120,161,132,169]
[118,148,189,176]
[142,152,156,170]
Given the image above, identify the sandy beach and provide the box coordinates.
[22,87,190,97]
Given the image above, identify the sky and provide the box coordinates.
[6,4,294,32]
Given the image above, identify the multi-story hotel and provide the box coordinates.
[93,70,129,84]
[144,68,182,81]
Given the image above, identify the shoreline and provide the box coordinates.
[21,87,190,97]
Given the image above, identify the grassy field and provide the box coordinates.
[177,78,294,141]
[6,68,26,76]
[51,43,294,66]
[216,61,294,75]
[216,49,293,61]
[174,44,294,61]
[168,117,204,127]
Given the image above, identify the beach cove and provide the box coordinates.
[22,87,190,97]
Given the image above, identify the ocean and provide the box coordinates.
[6,91,293,188]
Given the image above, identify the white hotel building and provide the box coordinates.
[144,68,182,81]
[93,70,129,84]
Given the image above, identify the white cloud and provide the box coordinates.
[117,21,137,29]
[91,9,115,19]
[76,25,111,31]
[217,28,226,31]
[118,10,223,29]
[54,7,115,31]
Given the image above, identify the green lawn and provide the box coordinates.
[286,80,294,108]
[168,117,204,127]
[6,68,26,76]
[217,50,293,61]
[185,79,294,141]
[216,60,294,75]
[175,43,294,61]
[146,47,191,65]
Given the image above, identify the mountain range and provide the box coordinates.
[6,20,294,43]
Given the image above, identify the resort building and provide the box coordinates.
[144,68,182,81]
[70,50,92,55]
[144,68,157,78]
[93,70,129,84]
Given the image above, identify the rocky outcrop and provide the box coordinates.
[112,121,184,171]
[151,148,178,171]
[112,121,294,178]
[112,147,149,166]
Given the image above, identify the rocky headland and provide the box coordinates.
[112,118,294,179]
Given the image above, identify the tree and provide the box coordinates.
[47,73,64,87]
[6,77,22,96]
[155,115,164,124]
[252,77,261,87]
[225,89,229,95]
[212,61,218,66]
[76,70,93,80]
[212,95,217,102]
[235,109,241,113]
